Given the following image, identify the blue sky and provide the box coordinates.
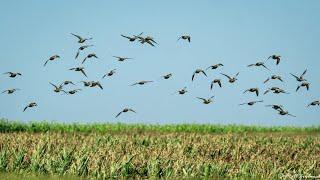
[0,1,319,126]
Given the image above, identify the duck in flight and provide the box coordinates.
[307,100,320,107]
[80,81,94,87]
[265,104,284,111]
[137,35,158,46]
[90,81,103,90]
[290,69,307,82]
[192,69,207,81]
[113,56,132,62]
[206,63,223,71]
[75,45,93,59]
[263,75,284,83]
[197,96,214,104]
[239,100,263,106]
[3,72,22,78]
[131,80,153,86]
[276,109,296,117]
[177,35,191,42]
[172,87,187,95]
[61,81,76,87]
[102,69,116,79]
[121,32,143,42]
[296,82,310,92]
[247,61,270,71]
[267,55,281,65]
[210,79,222,90]
[221,72,239,83]
[82,53,98,64]
[23,102,37,112]
[69,67,87,77]
[264,87,289,95]
[71,33,92,43]
[116,108,136,118]
[158,73,172,80]
[2,88,20,94]
[50,83,64,93]
[243,88,259,96]
[62,89,82,95]
[44,55,60,67]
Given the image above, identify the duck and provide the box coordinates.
[263,75,284,83]
[116,108,136,118]
[290,69,307,82]
[267,55,281,65]
[90,81,103,90]
[137,35,158,46]
[296,82,310,92]
[239,100,263,106]
[210,79,222,90]
[307,100,320,107]
[192,69,207,81]
[23,102,37,112]
[264,87,289,95]
[71,33,92,43]
[82,53,98,64]
[2,88,20,94]
[3,72,22,78]
[247,61,270,71]
[69,67,87,77]
[221,72,239,83]
[131,80,153,86]
[44,55,60,67]
[61,81,76,86]
[75,45,93,59]
[160,73,172,80]
[206,63,224,70]
[121,32,143,42]
[113,56,132,62]
[50,83,64,93]
[276,109,296,117]
[79,81,94,87]
[243,88,259,96]
[265,104,284,111]
[102,69,116,79]
[197,96,214,104]
[62,89,82,95]
[172,87,187,95]
[177,35,191,42]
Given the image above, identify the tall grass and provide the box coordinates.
[0,119,319,133]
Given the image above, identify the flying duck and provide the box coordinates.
[221,72,239,83]
[197,96,214,104]
[307,100,320,107]
[206,63,224,70]
[243,88,259,96]
[71,33,92,43]
[2,88,20,94]
[263,75,284,83]
[62,89,82,95]
[267,55,281,65]
[131,80,153,86]
[75,45,93,59]
[192,69,207,81]
[23,102,37,112]
[116,108,137,118]
[239,100,263,106]
[50,83,64,93]
[3,72,22,78]
[61,81,76,86]
[113,56,132,62]
[264,87,289,95]
[276,109,296,117]
[290,69,307,82]
[296,82,310,92]
[159,73,172,80]
[177,35,191,42]
[121,32,143,42]
[102,69,116,79]
[247,61,270,71]
[265,104,284,111]
[44,55,60,67]
[172,87,187,95]
[210,79,222,90]
[90,81,103,90]
[82,53,98,64]
[69,67,87,77]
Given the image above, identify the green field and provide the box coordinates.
[0,119,319,179]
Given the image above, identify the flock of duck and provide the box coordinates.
[2,32,319,118]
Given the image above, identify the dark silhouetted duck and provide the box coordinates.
[2,88,20,94]
[102,69,116,79]
[267,55,281,65]
[44,55,60,67]
[197,96,214,104]
[3,72,22,78]
[69,67,87,77]
[177,35,191,42]
[50,83,64,93]
[239,100,263,106]
[265,104,284,111]
[221,72,239,83]
[131,80,153,86]
[75,45,93,59]
[247,61,270,71]
[290,69,307,82]
[206,63,223,71]
[264,75,284,83]
[113,56,132,62]
[296,82,310,92]
[90,81,103,90]
[192,69,207,81]
[116,108,136,118]
[210,79,222,90]
[307,100,320,107]
[23,102,37,112]
[62,89,82,95]
[121,32,143,42]
[71,33,92,43]
[243,88,259,96]
[82,53,98,64]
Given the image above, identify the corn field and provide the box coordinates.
[0,127,319,179]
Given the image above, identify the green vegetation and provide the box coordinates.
[0,119,319,179]
[0,119,319,133]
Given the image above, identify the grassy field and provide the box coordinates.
[0,119,319,179]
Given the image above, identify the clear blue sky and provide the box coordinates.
[1,1,319,126]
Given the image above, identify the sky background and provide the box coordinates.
[0,0,319,126]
